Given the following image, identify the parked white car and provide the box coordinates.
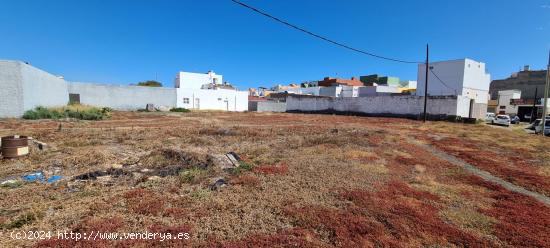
[485,113,496,123]
[535,120,550,136]
[493,115,511,127]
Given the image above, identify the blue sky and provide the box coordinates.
[1,0,549,89]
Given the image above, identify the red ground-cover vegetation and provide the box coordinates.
[253,162,289,175]
[34,217,124,248]
[284,181,492,247]
[212,228,330,248]
[34,221,192,248]
[431,137,550,196]
[284,205,398,247]
[123,188,165,216]
[230,174,261,187]
[461,175,550,247]
[341,181,490,247]
[162,207,187,218]
[75,217,125,233]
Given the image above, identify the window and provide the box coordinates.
[499,106,506,109]
[69,94,80,104]
[183,98,190,104]
[217,98,222,101]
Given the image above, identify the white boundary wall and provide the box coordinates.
[0,60,249,117]
[257,101,286,112]
[287,95,474,118]
[68,82,177,110]
[0,61,68,117]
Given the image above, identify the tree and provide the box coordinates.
[136,80,162,87]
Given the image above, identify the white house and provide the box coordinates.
[417,58,491,104]
[174,70,223,89]
[416,58,490,118]
[496,90,521,115]
[174,71,248,111]
[400,80,417,89]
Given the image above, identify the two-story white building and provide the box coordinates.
[417,58,491,118]
[174,71,248,111]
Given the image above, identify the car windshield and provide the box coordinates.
[497,116,509,119]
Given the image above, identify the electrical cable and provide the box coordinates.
[429,68,457,94]
[231,0,421,64]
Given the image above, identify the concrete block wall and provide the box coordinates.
[0,60,68,118]
[0,61,24,117]
[286,95,468,117]
[257,101,287,112]
[20,62,69,111]
[68,82,177,110]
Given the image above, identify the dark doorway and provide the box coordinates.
[69,94,80,104]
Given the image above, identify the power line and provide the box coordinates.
[429,68,457,94]
[231,0,421,64]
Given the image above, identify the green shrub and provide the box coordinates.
[170,107,190,113]
[2,213,36,229]
[179,167,207,184]
[0,180,23,189]
[22,105,111,120]
[190,188,210,200]
[230,161,254,175]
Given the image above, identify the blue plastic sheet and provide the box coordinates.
[47,175,63,183]
[21,172,45,183]
[21,172,63,184]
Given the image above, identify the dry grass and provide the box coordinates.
[0,111,548,247]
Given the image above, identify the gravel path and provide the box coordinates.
[410,140,550,206]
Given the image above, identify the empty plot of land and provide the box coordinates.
[0,112,549,247]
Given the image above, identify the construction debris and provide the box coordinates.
[73,168,128,181]
[156,106,171,112]
[146,103,156,112]
[226,152,241,167]
[28,138,48,151]
[213,152,243,170]
[208,178,227,191]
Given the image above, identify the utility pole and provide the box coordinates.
[423,44,429,122]
[542,51,550,135]
[531,87,538,123]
